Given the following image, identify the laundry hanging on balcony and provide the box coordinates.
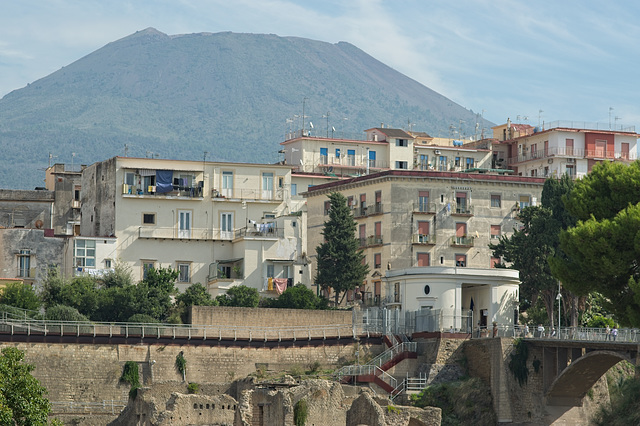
[155,170,174,193]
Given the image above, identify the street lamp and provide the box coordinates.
[556,281,562,338]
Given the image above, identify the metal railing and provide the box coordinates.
[413,201,437,213]
[391,372,429,399]
[334,364,397,390]
[451,236,474,247]
[474,324,640,343]
[412,234,435,244]
[138,227,234,241]
[545,120,635,133]
[508,146,637,165]
[366,341,417,370]
[0,318,359,342]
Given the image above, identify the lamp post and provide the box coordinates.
[556,281,562,338]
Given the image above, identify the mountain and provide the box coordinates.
[0,28,493,189]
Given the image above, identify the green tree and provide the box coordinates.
[216,285,259,307]
[45,305,89,322]
[490,176,575,326]
[268,284,329,310]
[99,261,133,288]
[174,283,217,323]
[0,282,41,311]
[0,347,54,425]
[550,161,640,326]
[315,192,369,305]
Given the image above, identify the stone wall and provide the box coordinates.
[1,339,374,406]
[190,305,353,329]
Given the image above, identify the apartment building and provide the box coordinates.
[304,170,544,324]
[492,119,638,178]
[78,156,309,294]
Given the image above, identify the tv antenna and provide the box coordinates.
[48,153,58,167]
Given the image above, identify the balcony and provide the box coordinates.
[123,183,204,198]
[360,236,383,248]
[212,188,284,202]
[507,146,637,165]
[139,227,233,241]
[413,201,436,214]
[354,207,368,218]
[370,203,383,215]
[451,203,473,216]
[234,224,284,239]
[71,200,81,209]
[451,236,474,247]
[412,234,435,245]
[317,157,390,173]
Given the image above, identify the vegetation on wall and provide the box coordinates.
[260,284,329,310]
[119,361,140,399]
[411,377,495,425]
[175,352,187,382]
[293,399,308,426]
[508,338,529,387]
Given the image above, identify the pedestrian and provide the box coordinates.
[606,325,611,341]
[524,323,530,338]
[476,321,481,338]
[492,322,498,338]
[537,324,545,338]
[612,326,618,341]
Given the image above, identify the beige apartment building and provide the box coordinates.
[78,156,309,295]
[491,119,638,178]
[304,170,545,306]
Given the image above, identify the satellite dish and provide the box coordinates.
[299,159,304,165]
[309,122,314,129]
[35,220,44,229]
[332,126,336,132]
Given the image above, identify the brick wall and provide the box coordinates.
[190,306,353,328]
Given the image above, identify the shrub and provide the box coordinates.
[294,399,308,426]
[120,361,140,399]
[127,313,160,323]
[45,305,89,322]
[187,382,199,394]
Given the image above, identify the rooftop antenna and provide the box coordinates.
[615,116,621,130]
[48,153,58,167]
[538,110,544,128]
[481,109,485,139]
[71,152,76,171]
[203,151,208,163]
[609,107,614,130]
[323,111,330,138]
[124,144,129,157]
[302,97,308,136]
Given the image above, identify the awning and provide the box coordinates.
[266,259,295,263]
[216,258,243,264]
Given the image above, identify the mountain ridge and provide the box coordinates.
[0,28,492,189]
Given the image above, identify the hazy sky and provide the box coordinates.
[2,0,639,129]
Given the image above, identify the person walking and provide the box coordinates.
[537,324,545,338]
[612,326,618,341]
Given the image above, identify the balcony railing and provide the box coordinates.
[360,236,383,248]
[212,188,284,201]
[451,236,474,247]
[452,203,473,215]
[123,184,204,198]
[507,146,637,165]
[234,225,284,239]
[138,227,235,241]
[413,201,436,214]
[412,234,435,245]
[318,157,390,171]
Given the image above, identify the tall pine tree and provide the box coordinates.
[315,192,369,305]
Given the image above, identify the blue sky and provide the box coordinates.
[2,0,639,129]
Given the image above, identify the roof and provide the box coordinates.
[365,128,413,139]
[304,169,545,195]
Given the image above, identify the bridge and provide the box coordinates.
[476,325,640,409]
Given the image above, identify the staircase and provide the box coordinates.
[335,337,418,394]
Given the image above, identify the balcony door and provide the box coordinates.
[222,171,233,198]
[262,173,274,199]
[221,212,234,239]
[178,210,191,238]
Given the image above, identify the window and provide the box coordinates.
[142,213,156,225]
[142,261,155,279]
[531,144,537,158]
[75,240,96,271]
[395,161,408,169]
[283,265,291,279]
[335,148,341,159]
[418,191,429,212]
[417,253,430,267]
[347,149,356,166]
[347,196,355,210]
[455,192,468,214]
[222,171,233,197]
[622,143,630,159]
[324,200,331,215]
[455,254,467,267]
[104,259,112,268]
[396,139,408,147]
[566,165,575,176]
[374,253,381,269]
[519,195,531,209]
[291,184,297,196]
[262,172,274,199]
[143,175,156,194]
[178,263,191,282]
[490,225,501,239]
[221,212,234,239]
[466,158,474,169]
[320,148,328,164]
[490,194,501,208]
[454,157,461,167]
[394,282,400,303]
[417,221,430,242]
[74,186,81,201]
[455,222,467,243]
[566,139,574,156]
[17,249,31,278]
[419,154,428,170]
[267,264,275,278]
[374,191,382,213]
[374,221,382,242]
[125,172,135,186]
[438,156,448,171]
[359,224,366,247]
[368,150,376,168]
[530,169,537,177]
